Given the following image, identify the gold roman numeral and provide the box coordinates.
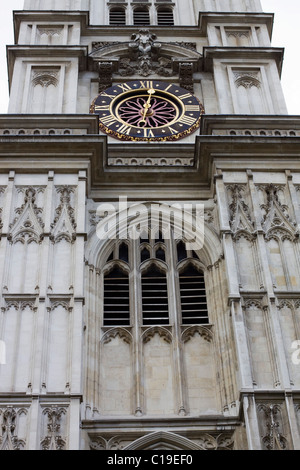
[185,105,200,112]
[140,80,154,89]
[168,126,177,135]
[118,123,132,135]
[101,91,117,100]
[101,114,118,126]
[117,83,133,93]
[178,93,192,100]
[179,115,197,126]
[94,104,110,112]
[144,128,155,138]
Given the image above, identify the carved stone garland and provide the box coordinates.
[0,407,26,451]
[40,406,67,451]
[257,404,288,450]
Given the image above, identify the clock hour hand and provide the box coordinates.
[139,88,155,125]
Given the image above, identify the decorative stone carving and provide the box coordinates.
[37,26,63,38]
[0,187,5,233]
[0,407,27,450]
[1,298,38,313]
[50,186,77,243]
[32,69,59,88]
[233,70,261,89]
[179,62,194,93]
[98,61,114,93]
[90,32,201,82]
[257,184,297,237]
[181,325,213,343]
[8,187,44,244]
[101,327,133,345]
[89,431,234,451]
[107,156,194,167]
[142,326,173,344]
[226,184,255,234]
[40,406,67,451]
[257,403,288,450]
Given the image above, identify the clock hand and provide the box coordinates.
[139,88,155,125]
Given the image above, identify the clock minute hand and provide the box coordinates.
[140,88,155,124]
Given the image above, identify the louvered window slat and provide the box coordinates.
[142,272,169,325]
[180,268,209,325]
[104,271,130,326]
[109,9,126,26]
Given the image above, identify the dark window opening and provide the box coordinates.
[107,251,114,262]
[133,7,150,26]
[142,265,169,325]
[179,265,208,325]
[157,8,174,26]
[155,231,164,243]
[177,241,187,262]
[109,8,126,26]
[141,247,151,263]
[119,243,129,263]
[104,267,130,326]
[155,246,166,262]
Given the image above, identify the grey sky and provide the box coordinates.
[0,0,299,114]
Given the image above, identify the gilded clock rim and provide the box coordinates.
[90,80,204,142]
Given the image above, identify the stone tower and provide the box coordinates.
[0,0,300,451]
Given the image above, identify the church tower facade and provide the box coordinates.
[1,0,300,450]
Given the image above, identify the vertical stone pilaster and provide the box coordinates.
[243,394,262,450]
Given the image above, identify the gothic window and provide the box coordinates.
[179,264,208,325]
[103,266,130,326]
[101,235,209,328]
[109,7,126,25]
[142,264,169,325]
[133,7,150,26]
[157,7,174,26]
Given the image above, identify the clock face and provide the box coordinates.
[90,80,204,142]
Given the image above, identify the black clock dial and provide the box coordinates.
[90,80,204,142]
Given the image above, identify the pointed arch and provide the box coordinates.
[85,201,222,269]
[123,431,204,450]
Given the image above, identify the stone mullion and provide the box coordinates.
[168,235,186,416]
[2,172,15,291]
[31,300,46,394]
[286,171,300,228]
[231,299,254,390]
[247,173,275,295]
[83,264,93,417]
[216,172,254,391]
[261,303,282,388]
[265,299,292,391]
[132,239,143,416]
[95,268,101,413]
[285,393,300,450]
[209,262,232,413]
[278,238,292,290]
[242,394,262,450]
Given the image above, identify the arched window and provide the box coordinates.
[104,266,130,326]
[119,242,129,263]
[157,7,174,26]
[101,235,209,327]
[133,7,150,26]
[142,264,169,325]
[177,240,187,262]
[179,264,208,325]
[109,7,126,26]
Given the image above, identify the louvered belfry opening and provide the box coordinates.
[157,8,174,26]
[142,264,169,325]
[104,266,130,326]
[109,8,126,26]
[179,264,209,325]
[133,7,150,26]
